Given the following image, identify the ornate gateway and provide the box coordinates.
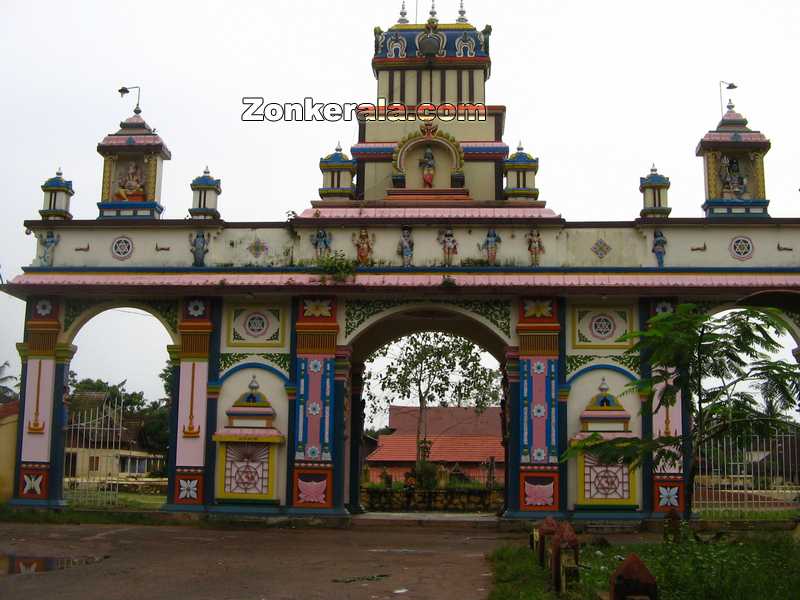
[4,6,799,520]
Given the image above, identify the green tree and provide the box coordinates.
[159,360,178,399]
[563,304,800,517]
[0,360,19,403]
[69,374,147,413]
[363,332,501,463]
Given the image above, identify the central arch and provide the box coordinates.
[344,302,512,514]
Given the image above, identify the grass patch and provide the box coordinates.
[491,530,800,600]
[489,545,558,600]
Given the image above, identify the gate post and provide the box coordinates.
[12,297,71,508]
[166,298,214,511]
[511,298,562,517]
[289,297,346,514]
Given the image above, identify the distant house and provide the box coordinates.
[366,405,505,484]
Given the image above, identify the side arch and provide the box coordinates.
[60,299,180,346]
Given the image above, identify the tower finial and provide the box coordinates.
[457,0,468,22]
[398,1,409,23]
[651,163,657,174]
[203,165,210,176]
[429,1,437,20]
[56,167,62,177]
[726,98,735,111]
[517,140,524,152]
[335,140,342,152]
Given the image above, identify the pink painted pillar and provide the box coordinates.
[170,298,213,508]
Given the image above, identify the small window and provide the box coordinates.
[89,456,100,471]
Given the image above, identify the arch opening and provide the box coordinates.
[62,306,174,509]
[346,305,510,514]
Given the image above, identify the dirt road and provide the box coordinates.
[0,522,513,600]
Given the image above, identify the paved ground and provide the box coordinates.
[0,522,517,600]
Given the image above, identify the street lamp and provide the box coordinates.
[118,85,142,114]
[719,81,737,116]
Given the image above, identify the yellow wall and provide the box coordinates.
[0,412,19,503]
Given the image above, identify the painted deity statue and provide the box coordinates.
[310,228,332,259]
[479,228,502,265]
[437,227,458,266]
[114,162,146,201]
[35,230,60,267]
[719,155,748,197]
[397,226,414,267]
[189,231,210,267]
[352,227,376,266]
[652,230,667,269]
[419,145,435,188]
[525,229,545,266]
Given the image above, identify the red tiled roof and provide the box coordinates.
[0,400,20,419]
[368,434,504,464]
[388,405,502,437]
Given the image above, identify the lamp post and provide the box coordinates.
[719,81,737,116]
[118,85,142,114]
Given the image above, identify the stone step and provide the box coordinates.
[352,511,500,529]
[581,521,642,534]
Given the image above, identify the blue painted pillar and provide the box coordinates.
[202,298,223,506]
[47,361,69,506]
[165,356,181,505]
[348,363,365,514]
[638,299,654,514]
[505,352,521,514]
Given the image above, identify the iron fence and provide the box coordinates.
[693,429,800,516]
[63,398,123,507]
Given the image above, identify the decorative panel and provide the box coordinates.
[293,467,333,508]
[227,304,285,348]
[578,453,636,507]
[519,469,559,512]
[571,306,633,350]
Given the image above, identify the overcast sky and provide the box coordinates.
[0,1,798,402]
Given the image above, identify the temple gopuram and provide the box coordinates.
[4,4,799,520]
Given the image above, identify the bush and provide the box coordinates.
[414,460,438,490]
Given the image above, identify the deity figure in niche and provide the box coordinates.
[397,226,414,267]
[189,231,210,267]
[718,154,748,197]
[114,162,146,201]
[526,229,545,266]
[419,144,435,188]
[310,228,332,259]
[351,227,376,266]
[652,230,667,269]
[478,228,502,265]
[437,227,458,266]
[35,230,60,267]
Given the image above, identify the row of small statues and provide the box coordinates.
[35,227,666,270]
[312,227,546,267]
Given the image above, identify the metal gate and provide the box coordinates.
[63,395,123,507]
[693,429,800,516]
